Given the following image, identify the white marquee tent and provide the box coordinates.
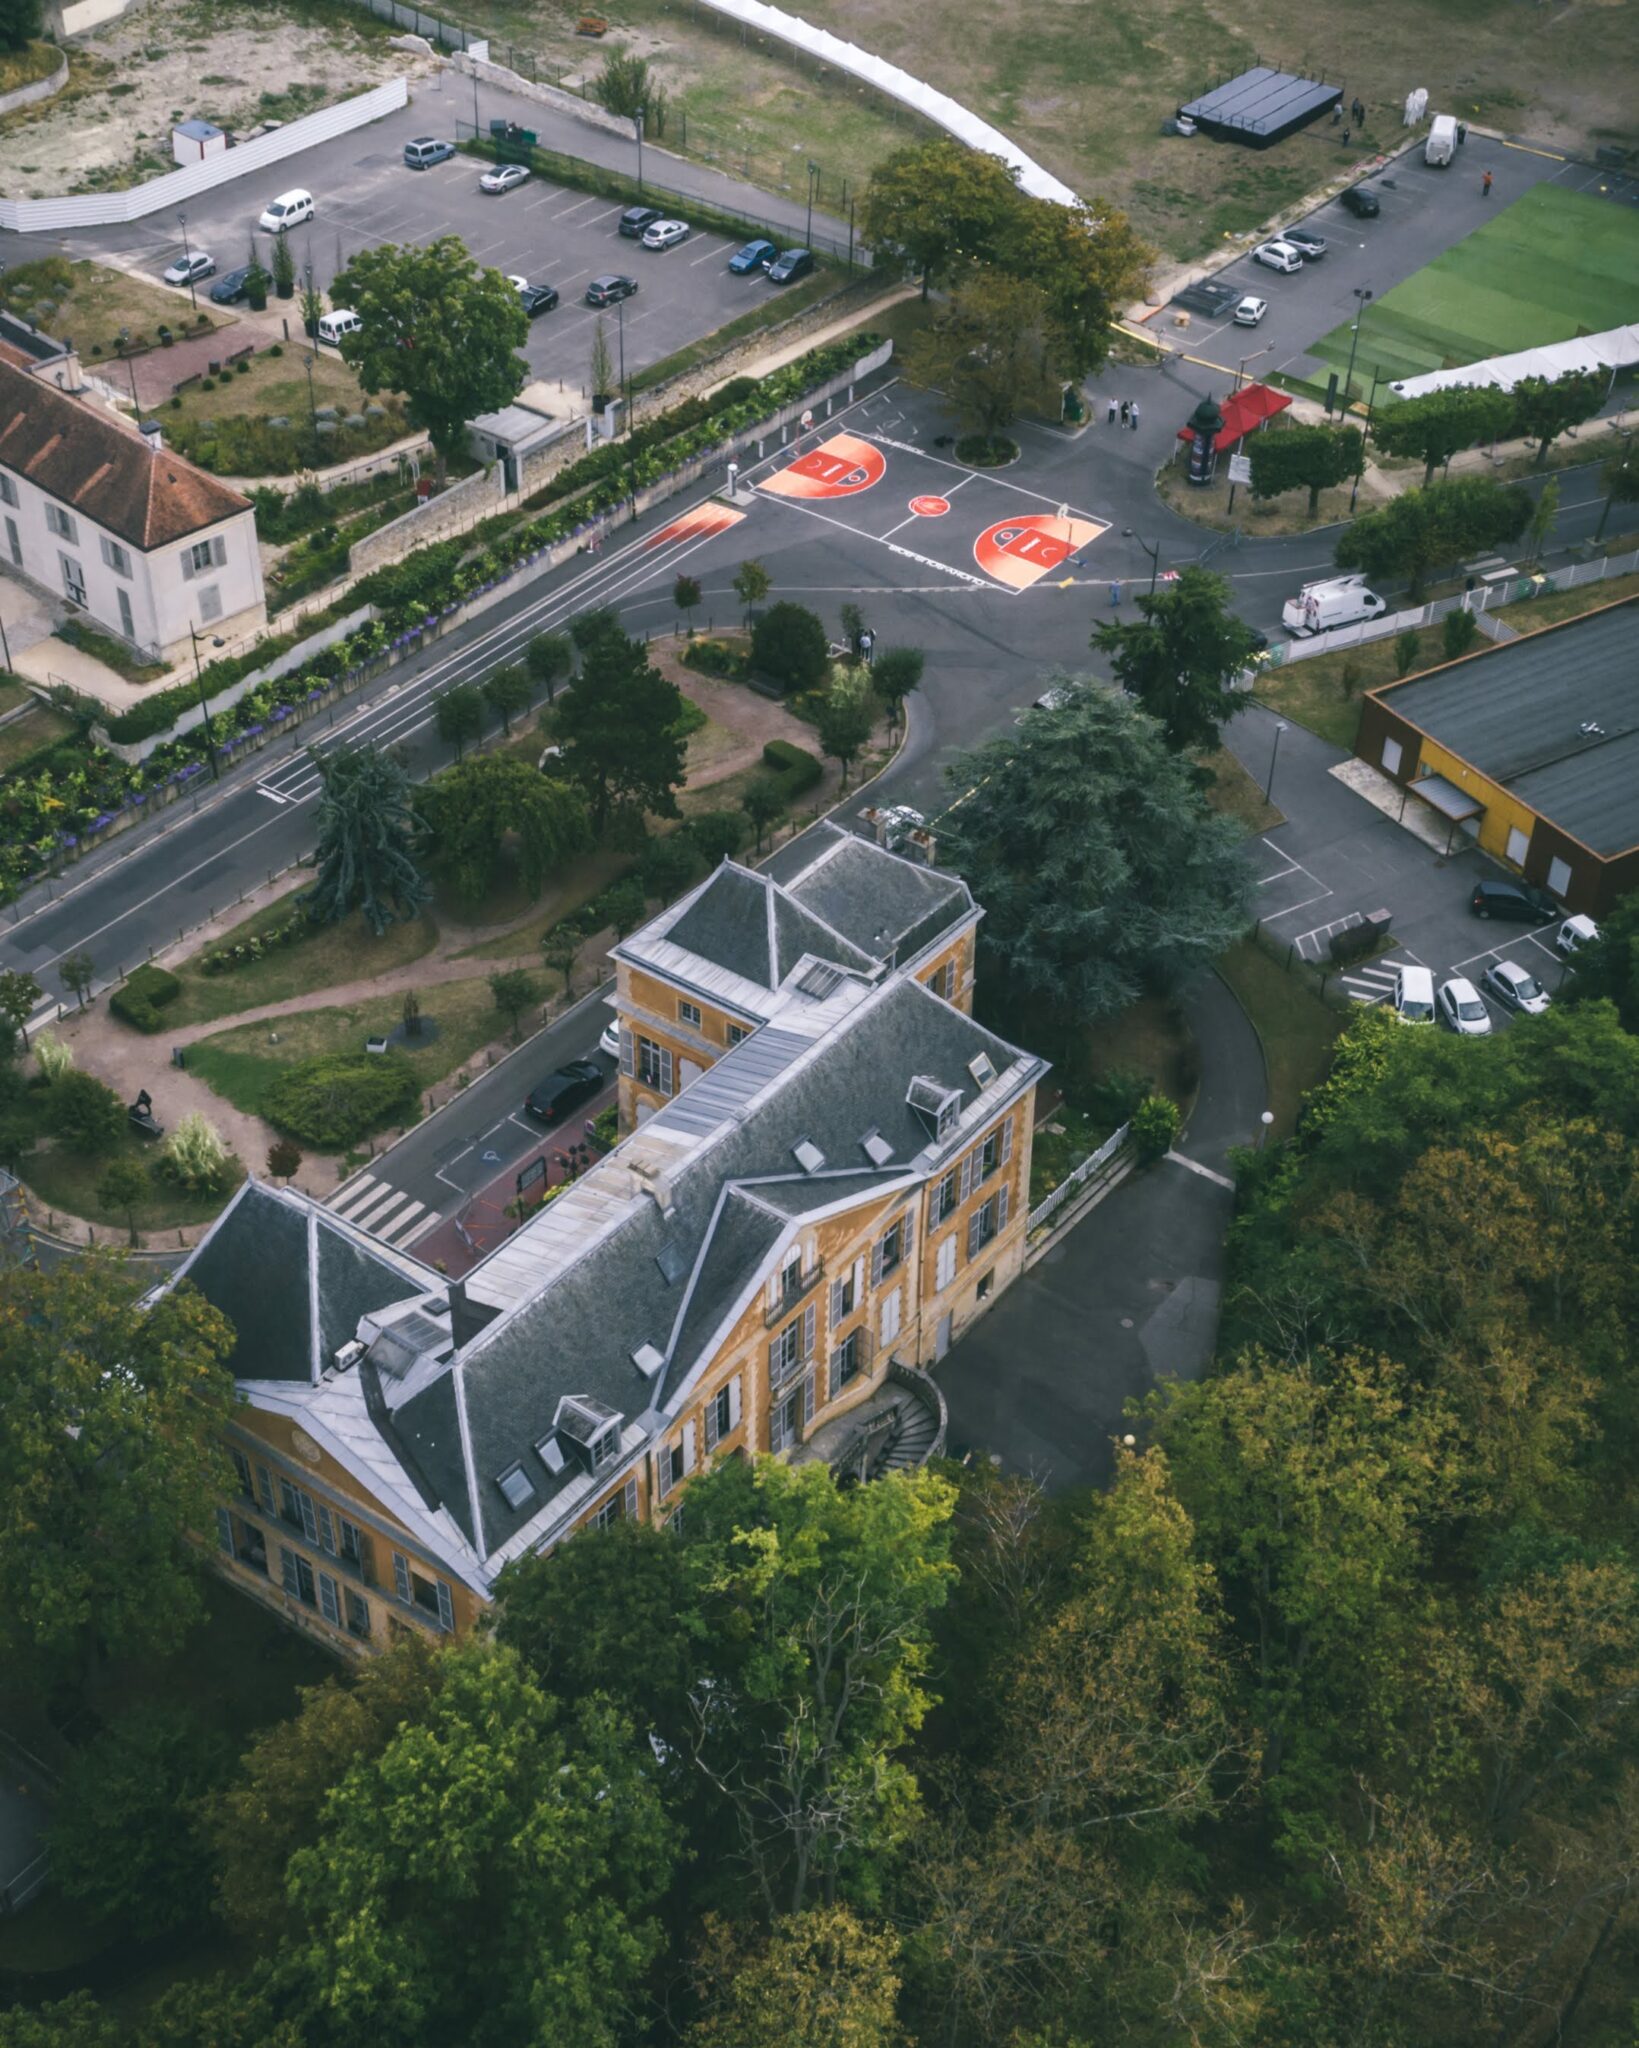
[1389,323,1639,400]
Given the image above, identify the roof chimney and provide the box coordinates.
[138,419,164,454]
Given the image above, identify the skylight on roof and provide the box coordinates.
[496,1463,536,1510]
[795,960,844,999]
[655,1242,688,1285]
[860,1128,895,1166]
[968,1052,997,1088]
[537,1435,567,1475]
[632,1343,666,1379]
[793,1138,826,1174]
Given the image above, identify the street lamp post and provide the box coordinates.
[616,296,629,436]
[1340,286,1372,414]
[1593,434,1633,542]
[847,195,856,273]
[1264,718,1288,802]
[1123,528,1162,595]
[189,624,226,779]
[116,327,140,412]
[805,160,819,250]
[635,109,645,195]
[303,351,319,466]
[177,211,199,314]
[1235,344,1272,392]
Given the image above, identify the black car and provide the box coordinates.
[525,1060,604,1124]
[585,273,639,306]
[767,247,815,285]
[1340,185,1381,218]
[1470,877,1559,923]
[618,205,663,239]
[518,283,560,317]
[208,265,256,305]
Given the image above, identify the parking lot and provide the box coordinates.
[63,83,818,394]
[1168,142,1638,395]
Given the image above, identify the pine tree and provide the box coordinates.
[303,745,430,936]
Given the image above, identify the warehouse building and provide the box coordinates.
[1354,595,1638,917]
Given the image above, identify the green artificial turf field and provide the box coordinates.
[1307,185,1639,396]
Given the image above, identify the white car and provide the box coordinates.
[641,218,691,251]
[479,163,532,195]
[1483,960,1551,1015]
[1437,976,1492,1036]
[1233,294,1268,327]
[163,251,215,286]
[1557,914,1600,955]
[1252,240,1305,274]
[597,1020,620,1060]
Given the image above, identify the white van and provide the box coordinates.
[1281,575,1387,636]
[259,188,314,233]
[1392,963,1435,1023]
[316,309,362,347]
[1424,114,1458,167]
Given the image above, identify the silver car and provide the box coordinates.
[1483,960,1550,1015]
[1438,976,1492,1036]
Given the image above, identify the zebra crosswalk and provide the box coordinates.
[1339,960,1401,1006]
[327,1173,435,1248]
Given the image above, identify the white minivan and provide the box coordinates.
[1391,963,1435,1024]
[1281,575,1387,636]
[1425,114,1458,166]
[259,188,315,233]
[316,309,362,347]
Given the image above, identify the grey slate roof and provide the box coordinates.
[397,974,1040,1560]
[780,829,974,964]
[1378,600,1638,855]
[175,1180,430,1385]
[662,863,875,991]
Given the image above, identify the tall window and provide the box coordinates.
[99,535,132,578]
[678,999,702,1028]
[4,516,19,567]
[279,1547,316,1607]
[60,555,86,606]
[117,588,135,640]
[0,471,16,507]
[637,1037,673,1094]
[45,502,76,542]
[931,1171,958,1224]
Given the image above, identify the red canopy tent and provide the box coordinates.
[1176,381,1291,451]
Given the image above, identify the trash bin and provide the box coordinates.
[489,118,510,140]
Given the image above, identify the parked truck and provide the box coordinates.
[1281,575,1388,636]
[1425,114,1458,166]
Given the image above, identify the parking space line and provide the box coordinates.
[551,194,601,218]
[689,244,724,266]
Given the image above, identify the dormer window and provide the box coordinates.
[906,1075,961,1140]
[590,1425,621,1470]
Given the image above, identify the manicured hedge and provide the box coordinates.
[263,1052,420,1148]
[110,963,183,1034]
[762,739,823,796]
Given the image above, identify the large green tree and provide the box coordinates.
[1562,893,1639,1032]
[303,743,430,935]
[687,1907,905,2048]
[1334,475,1531,598]
[1017,199,1152,379]
[816,668,876,789]
[904,268,1064,442]
[1091,565,1258,753]
[0,0,43,53]
[418,751,590,901]
[860,139,1024,292]
[939,684,1253,1019]
[279,1638,676,2048]
[751,600,830,694]
[1370,385,1518,484]
[330,237,528,480]
[0,1261,237,1681]
[555,627,688,833]
[1248,421,1363,513]
[1510,367,1606,467]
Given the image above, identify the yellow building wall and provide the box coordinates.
[915,928,977,1014]
[1416,738,1540,867]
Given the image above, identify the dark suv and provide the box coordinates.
[1340,185,1381,219]
[619,205,663,238]
[1470,877,1559,923]
[525,1060,604,1124]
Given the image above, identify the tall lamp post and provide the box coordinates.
[616,295,629,437]
[115,327,140,412]
[303,350,320,467]
[805,160,819,250]
[1121,527,1162,595]
[1264,718,1288,802]
[1235,343,1272,392]
[634,108,645,195]
[189,624,226,779]
[177,211,199,314]
[1340,286,1373,414]
[1593,433,1633,542]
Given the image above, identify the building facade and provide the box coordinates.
[167,840,1044,1660]
[0,357,265,667]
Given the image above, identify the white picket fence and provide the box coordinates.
[1263,544,1639,670]
[1027,1121,1131,1235]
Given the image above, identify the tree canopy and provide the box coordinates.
[938,683,1252,1019]
[1370,384,1517,483]
[1247,420,1362,512]
[554,626,687,834]
[330,238,528,477]
[1510,367,1605,465]
[1091,565,1258,753]
[418,750,590,901]
[303,743,430,934]
[904,269,1064,439]
[1334,474,1531,597]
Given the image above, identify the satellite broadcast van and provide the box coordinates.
[1281,575,1388,636]
[1425,114,1458,166]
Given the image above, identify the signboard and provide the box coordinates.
[516,1157,548,1199]
[1228,452,1253,484]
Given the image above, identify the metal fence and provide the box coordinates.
[350,0,483,50]
[1027,1121,1132,1236]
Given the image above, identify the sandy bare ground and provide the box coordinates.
[0,0,435,200]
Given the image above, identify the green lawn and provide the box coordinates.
[19,1128,243,1238]
[165,901,439,1028]
[1216,936,1343,1138]
[1309,186,1639,393]
[0,701,75,773]
[1252,631,1432,748]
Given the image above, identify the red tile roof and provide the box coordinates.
[0,357,250,553]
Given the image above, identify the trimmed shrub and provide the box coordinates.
[681,637,748,681]
[109,963,182,1034]
[1131,1093,1181,1164]
[751,601,830,694]
[200,911,313,975]
[263,1052,419,1148]
[761,738,823,797]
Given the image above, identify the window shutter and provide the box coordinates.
[802,1300,816,1359]
[852,1255,865,1304]
[902,1208,915,1260]
[998,1186,1010,1231]
[870,1237,885,1286]
[297,1489,320,1546]
[959,1154,973,1202]
[767,1337,779,1387]
[435,1579,455,1632]
[656,1449,671,1501]
[829,1276,845,1326]
[622,1477,638,1523]
[317,1503,336,1554]
[180,547,196,581]
[705,1394,720,1451]
[318,1573,341,1626]
[215,1506,234,1555]
[770,1401,786,1455]
[802,1371,816,1426]
[619,1025,633,1076]
[358,1531,377,1584]
[1000,1117,1013,1164]
[393,1551,412,1602]
[280,1547,301,1598]
[255,1463,276,1515]
[212,534,227,568]
[661,1048,674,1095]
[682,1420,696,1474]
[727,1376,741,1430]
[967,1210,981,1261]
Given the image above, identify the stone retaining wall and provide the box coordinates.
[0,52,68,119]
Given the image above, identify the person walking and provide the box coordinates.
[1107,395,1117,425]
[1482,169,1494,197]
[1129,400,1141,432]
[1119,399,1130,426]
